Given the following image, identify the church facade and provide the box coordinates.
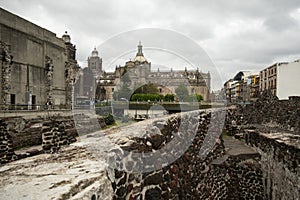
[96,42,211,102]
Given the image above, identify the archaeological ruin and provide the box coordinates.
[0,91,299,199]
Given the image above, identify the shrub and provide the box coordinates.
[130,94,164,102]
[164,94,175,102]
[104,113,115,125]
[183,94,203,102]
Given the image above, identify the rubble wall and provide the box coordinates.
[0,112,109,164]
[245,130,300,200]
[0,115,79,163]
[107,111,264,199]
[225,91,300,199]
[236,92,300,133]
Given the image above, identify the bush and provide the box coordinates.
[104,113,115,125]
[130,94,164,102]
[164,94,175,102]
[183,94,203,102]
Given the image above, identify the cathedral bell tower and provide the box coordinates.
[88,47,102,75]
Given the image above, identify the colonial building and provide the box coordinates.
[0,8,79,110]
[224,71,259,104]
[259,63,280,96]
[96,42,211,101]
[259,60,300,99]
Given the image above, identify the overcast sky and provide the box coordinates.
[1,0,300,90]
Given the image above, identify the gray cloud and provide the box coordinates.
[1,0,300,89]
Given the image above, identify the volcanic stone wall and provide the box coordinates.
[244,130,300,200]
[225,91,300,199]
[0,119,17,164]
[0,112,110,164]
[41,116,78,153]
[0,115,79,163]
[235,91,300,133]
[107,110,264,199]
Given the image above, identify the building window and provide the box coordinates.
[10,94,16,105]
[32,95,36,105]
[112,88,114,92]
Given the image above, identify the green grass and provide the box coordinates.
[222,130,229,139]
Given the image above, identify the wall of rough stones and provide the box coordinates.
[106,110,264,199]
[41,116,78,153]
[0,113,108,163]
[0,119,17,164]
[225,91,300,199]
[244,130,300,200]
[0,115,79,163]
[235,91,300,133]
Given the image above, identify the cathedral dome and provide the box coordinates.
[133,55,147,62]
[91,47,98,57]
[133,41,148,63]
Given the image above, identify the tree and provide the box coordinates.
[133,83,159,94]
[195,94,203,102]
[175,84,189,101]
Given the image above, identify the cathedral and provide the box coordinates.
[96,42,211,102]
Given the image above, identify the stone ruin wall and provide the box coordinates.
[225,91,300,200]
[106,111,264,200]
[244,130,300,200]
[0,113,108,164]
[231,91,300,133]
[0,115,78,164]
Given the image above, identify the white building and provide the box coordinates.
[260,60,300,100]
[277,60,300,99]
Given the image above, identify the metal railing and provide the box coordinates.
[0,104,70,111]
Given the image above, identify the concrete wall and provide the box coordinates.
[277,60,300,100]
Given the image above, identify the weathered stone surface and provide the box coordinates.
[106,110,264,199]
[244,131,300,200]
[225,91,300,199]
[0,144,113,200]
